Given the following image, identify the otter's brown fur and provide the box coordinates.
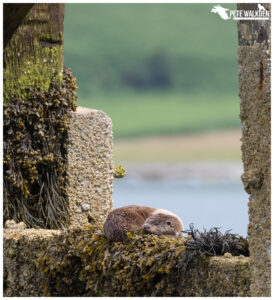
[103,205,183,242]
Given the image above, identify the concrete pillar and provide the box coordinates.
[66,107,113,228]
[237,3,271,296]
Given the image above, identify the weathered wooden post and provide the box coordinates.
[4,4,68,229]
[237,3,271,296]
[4,4,113,230]
[4,4,64,99]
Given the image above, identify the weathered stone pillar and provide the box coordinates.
[237,3,271,296]
[66,107,113,227]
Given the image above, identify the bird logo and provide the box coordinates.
[258,4,266,11]
[211,5,230,20]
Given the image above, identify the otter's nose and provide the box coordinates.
[143,224,150,231]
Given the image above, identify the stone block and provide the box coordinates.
[4,229,60,296]
[66,106,113,228]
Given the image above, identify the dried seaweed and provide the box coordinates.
[3,67,77,229]
[177,224,249,284]
[184,224,249,256]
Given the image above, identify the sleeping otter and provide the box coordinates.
[103,205,183,242]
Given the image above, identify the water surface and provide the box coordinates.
[113,178,249,237]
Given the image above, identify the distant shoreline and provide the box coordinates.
[118,161,243,182]
[113,129,242,162]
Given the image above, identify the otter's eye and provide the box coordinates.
[167,221,171,226]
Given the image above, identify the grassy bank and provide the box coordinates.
[78,92,241,139]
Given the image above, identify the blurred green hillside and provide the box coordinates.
[64,4,240,139]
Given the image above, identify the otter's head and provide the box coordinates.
[142,213,183,238]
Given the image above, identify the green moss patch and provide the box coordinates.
[4,67,77,229]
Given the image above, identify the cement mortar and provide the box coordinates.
[66,107,113,228]
[237,6,271,296]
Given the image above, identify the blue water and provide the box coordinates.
[113,178,249,237]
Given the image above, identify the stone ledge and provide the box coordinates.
[198,256,250,297]
[3,229,250,296]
